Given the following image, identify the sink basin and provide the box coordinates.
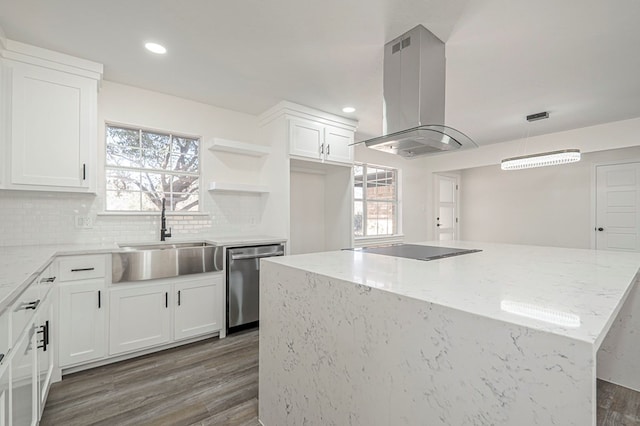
[112,242,222,283]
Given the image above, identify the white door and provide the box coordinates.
[596,163,640,251]
[59,281,106,366]
[174,276,223,340]
[109,284,172,355]
[434,174,459,241]
[289,119,323,160]
[324,126,354,164]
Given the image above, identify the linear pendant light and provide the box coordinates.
[501,111,581,171]
[501,149,581,170]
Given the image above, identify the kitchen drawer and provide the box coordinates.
[58,255,107,281]
[11,279,40,347]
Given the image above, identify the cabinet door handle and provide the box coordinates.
[82,163,86,180]
[320,143,324,155]
[37,321,49,352]
[40,276,56,283]
[71,267,95,272]
[98,290,101,309]
[178,290,181,306]
[327,144,330,155]
[165,292,168,308]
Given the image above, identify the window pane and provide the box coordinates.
[173,190,199,212]
[170,154,199,173]
[106,190,141,211]
[171,177,199,211]
[141,131,171,169]
[141,193,163,211]
[106,169,140,191]
[106,127,141,168]
[106,125,200,212]
[366,201,395,236]
[354,201,364,236]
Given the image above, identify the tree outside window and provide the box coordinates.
[105,125,199,212]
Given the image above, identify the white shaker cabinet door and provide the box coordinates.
[174,275,223,340]
[59,281,106,367]
[289,119,323,160]
[109,284,172,356]
[324,126,354,164]
[9,61,96,190]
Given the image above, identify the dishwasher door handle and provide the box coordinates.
[230,251,284,261]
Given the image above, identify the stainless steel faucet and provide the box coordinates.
[160,198,172,241]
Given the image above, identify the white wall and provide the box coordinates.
[289,170,326,254]
[0,80,270,247]
[460,146,640,248]
[419,117,640,241]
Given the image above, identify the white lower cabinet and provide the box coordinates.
[11,327,36,426]
[36,298,55,416]
[109,284,172,355]
[174,276,223,340]
[0,361,9,426]
[59,280,106,367]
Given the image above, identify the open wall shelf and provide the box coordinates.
[208,182,269,193]
[208,138,271,157]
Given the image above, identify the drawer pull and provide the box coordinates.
[18,299,40,311]
[40,276,56,283]
[71,267,95,272]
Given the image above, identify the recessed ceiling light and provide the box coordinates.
[145,42,167,54]
[342,106,356,113]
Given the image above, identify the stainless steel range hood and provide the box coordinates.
[360,25,477,158]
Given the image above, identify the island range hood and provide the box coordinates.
[360,25,477,158]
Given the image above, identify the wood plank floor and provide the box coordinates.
[41,330,260,426]
[42,329,640,425]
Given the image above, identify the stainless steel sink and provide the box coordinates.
[112,242,222,283]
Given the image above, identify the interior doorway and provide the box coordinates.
[434,174,459,241]
[595,162,640,251]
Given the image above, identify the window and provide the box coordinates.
[105,125,200,212]
[354,163,398,237]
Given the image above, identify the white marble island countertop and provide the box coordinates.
[267,241,640,346]
[259,241,640,425]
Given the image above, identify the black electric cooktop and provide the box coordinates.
[345,244,481,261]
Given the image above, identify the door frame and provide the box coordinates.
[433,173,461,241]
[591,159,640,249]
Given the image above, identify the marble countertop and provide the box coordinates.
[0,234,286,315]
[266,241,640,346]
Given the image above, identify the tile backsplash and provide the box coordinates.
[0,190,262,247]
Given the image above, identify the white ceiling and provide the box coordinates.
[1,0,639,146]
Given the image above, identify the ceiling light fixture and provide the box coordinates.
[145,42,167,54]
[342,106,356,113]
[501,112,581,170]
[501,149,581,170]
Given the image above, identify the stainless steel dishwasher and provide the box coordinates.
[226,243,285,334]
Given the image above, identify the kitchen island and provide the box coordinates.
[258,241,640,425]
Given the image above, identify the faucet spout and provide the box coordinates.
[160,198,172,241]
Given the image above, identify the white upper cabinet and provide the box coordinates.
[0,39,102,192]
[324,125,354,164]
[261,101,358,166]
[289,117,355,164]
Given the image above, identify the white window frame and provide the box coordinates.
[105,123,201,213]
[354,163,403,245]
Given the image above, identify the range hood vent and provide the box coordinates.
[360,25,477,158]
